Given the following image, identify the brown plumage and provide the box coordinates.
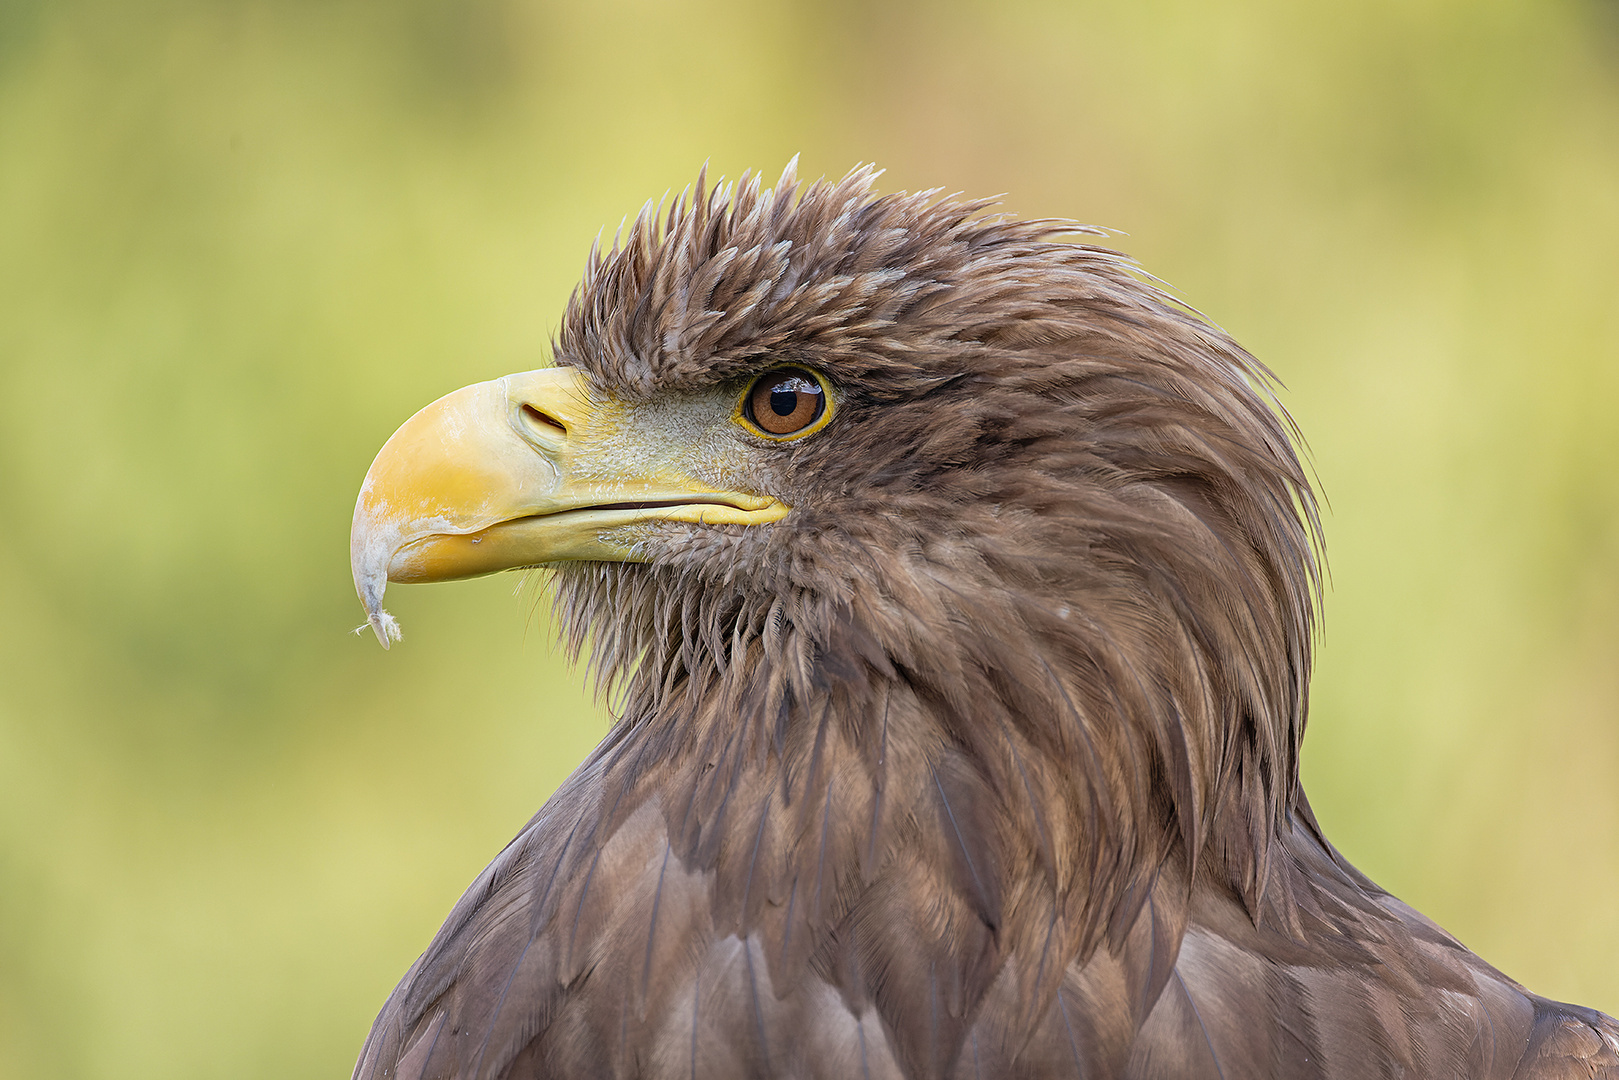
[351,163,1619,1079]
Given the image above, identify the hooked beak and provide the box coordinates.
[349,367,788,647]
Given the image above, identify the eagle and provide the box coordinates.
[347,164,1618,1080]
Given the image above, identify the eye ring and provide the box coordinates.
[735,367,835,441]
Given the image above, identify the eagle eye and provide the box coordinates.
[738,367,833,440]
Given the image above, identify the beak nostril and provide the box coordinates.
[520,403,567,440]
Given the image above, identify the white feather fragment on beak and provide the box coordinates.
[353,611,402,648]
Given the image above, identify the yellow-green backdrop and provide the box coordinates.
[1,1,1616,1076]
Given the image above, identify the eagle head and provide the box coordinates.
[352,161,1320,947]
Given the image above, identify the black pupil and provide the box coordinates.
[769,386,800,416]
[770,378,818,416]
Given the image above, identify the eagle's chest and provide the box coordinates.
[396,736,1166,1080]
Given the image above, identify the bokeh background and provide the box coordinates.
[2,0,1616,1075]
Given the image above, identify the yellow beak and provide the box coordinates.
[350,367,788,647]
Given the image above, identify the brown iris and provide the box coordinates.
[741,367,830,439]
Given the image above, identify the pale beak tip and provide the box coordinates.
[368,609,402,649]
[351,610,401,649]
[352,570,404,649]
[352,516,405,648]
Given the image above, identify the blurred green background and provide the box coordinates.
[1,0,1616,1075]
